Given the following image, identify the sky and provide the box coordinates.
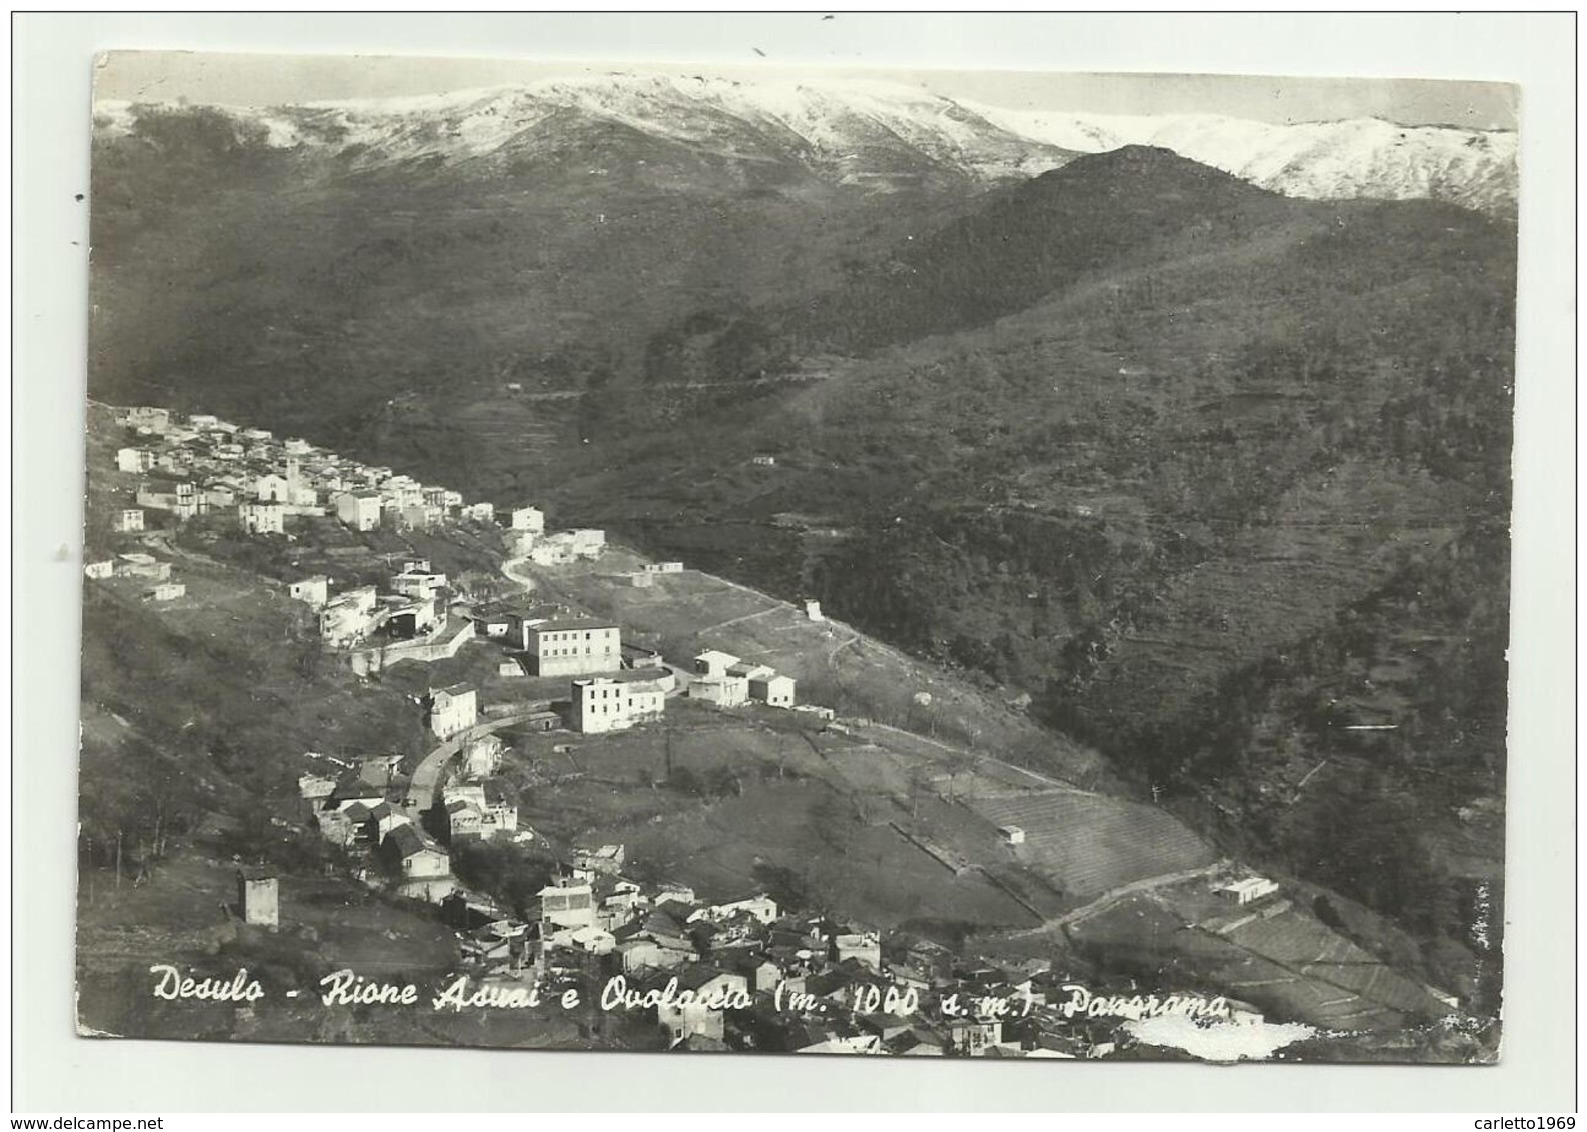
[94,51,1519,130]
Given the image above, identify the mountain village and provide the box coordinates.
[83,401,1286,1058]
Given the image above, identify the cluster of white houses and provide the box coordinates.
[83,549,187,603]
[437,857,1196,1056]
[464,596,804,735]
[102,405,597,572]
[110,404,488,537]
[690,648,796,711]
[290,559,450,651]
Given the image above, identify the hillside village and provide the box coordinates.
[80,401,1465,1058]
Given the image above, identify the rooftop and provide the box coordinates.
[528,619,619,634]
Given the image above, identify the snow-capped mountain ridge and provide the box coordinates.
[962,101,1516,214]
[94,72,1516,211]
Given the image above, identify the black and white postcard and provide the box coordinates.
[77,50,1518,1065]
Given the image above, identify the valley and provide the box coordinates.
[79,72,1516,1060]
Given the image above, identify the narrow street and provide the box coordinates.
[405,709,549,820]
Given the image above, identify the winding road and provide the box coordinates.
[405,710,551,820]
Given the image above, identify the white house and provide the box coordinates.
[429,684,477,739]
[527,538,572,566]
[689,894,779,926]
[506,506,545,533]
[749,673,796,708]
[693,650,741,678]
[400,503,440,531]
[460,734,504,779]
[83,561,114,580]
[833,932,882,972]
[656,968,750,1044]
[367,801,412,843]
[112,509,145,533]
[318,586,378,647]
[116,447,155,473]
[149,582,186,602]
[689,676,748,709]
[539,880,596,932]
[570,676,666,734]
[382,825,449,879]
[444,798,486,842]
[391,567,446,599]
[288,576,330,607]
[238,501,286,535]
[1216,877,1281,906]
[568,529,606,558]
[333,491,382,532]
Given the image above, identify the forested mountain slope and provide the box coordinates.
[88,92,1516,1005]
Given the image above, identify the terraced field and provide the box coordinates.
[967,790,1216,899]
[1220,907,1448,1018]
[1067,889,1448,1032]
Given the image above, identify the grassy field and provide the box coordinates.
[528,555,1117,790]
[74,849,462,1037]
[966,791,1218,900]
[581,778,1040,932]
[485,699,1065,933]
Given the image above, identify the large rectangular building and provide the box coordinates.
[571,676,667,734]
[520,620,622,677]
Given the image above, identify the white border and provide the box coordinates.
[11,11,1577,1113]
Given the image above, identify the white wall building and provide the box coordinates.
[749,673,796,708]
[571,676,667,734]
[689,676,749,709]
[288,576,330,607]
[238,501,286,535]
[429,684,478,739]
[506,506,546,533]
[116,447,155,473]
[334,491,382,532]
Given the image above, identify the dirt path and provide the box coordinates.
[851,719,1095,797]
[1006,859,1233,937]
[499,555,536,592]
[700,604,782,634]
[506,371,831,402]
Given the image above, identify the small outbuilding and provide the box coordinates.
[237,867,280,927]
